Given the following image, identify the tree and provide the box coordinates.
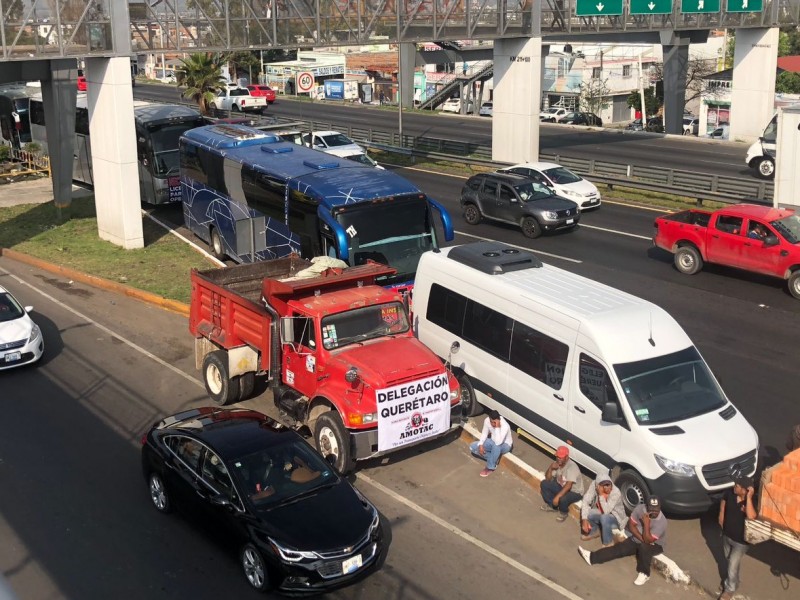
[626,88,661,116]
[776,71,800,94]
[579,78,611,116]
[650,58,725,105]
[175,53,227,115]
[229,51,262,85]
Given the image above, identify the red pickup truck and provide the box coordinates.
[653,204,800,299]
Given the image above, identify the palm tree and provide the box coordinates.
[175,53,227,115]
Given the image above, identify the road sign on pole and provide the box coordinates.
[630,0,673,14]
[726,0,763,11]
[680,0,721,12]
[296,71,315,94]
[575,0,624,16]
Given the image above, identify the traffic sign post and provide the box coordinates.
[680,0,721,12]
[727,0,763,11]
[630,0,673,13]
[575,0,624,16]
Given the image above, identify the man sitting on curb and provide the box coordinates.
[469,408,512,477]
[578,496,667,586]
[540,445,584,522]
[580,472,627,547]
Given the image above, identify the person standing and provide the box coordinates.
[578,496,667,586]
[379,90,385,106]
[469,409,512,477]
[718,476,757,600]
[580,472,627,547]
[540,446,585,522]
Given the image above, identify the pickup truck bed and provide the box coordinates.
[659,209,711,227]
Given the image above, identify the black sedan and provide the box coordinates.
[560,111,603,127]
[141,407,385,594]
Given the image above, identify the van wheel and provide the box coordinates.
[674,245,703,275]
[457,373,482,417]
[615,469,650,514]
[756,157,775,179]
[203,350,240,406]
[209,227,227,261]
[788,271,800,300]
[521,217,542,239]
[238,372,256,401]
[315,412,355,474]
[463,204,481,225]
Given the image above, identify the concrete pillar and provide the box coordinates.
[399,42,416,109]
[40,60,78,209]
[730,27,779,144]
[773,104,800,209]
[85,56,143,249]
[660,31,690,136]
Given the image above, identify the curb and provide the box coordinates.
[0,248,190,317]
[460,423,693,588]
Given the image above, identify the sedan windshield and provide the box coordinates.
[770,214,800,244]
[231,439,338,508]
[321,302,409,350]
[0,292,25,322]
[614,346,728,425]
[543,167,582,185]
[515,182,554,201]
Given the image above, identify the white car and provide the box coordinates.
[328,148,385,170]
[0,285,43,370]
[479,101,493,117]
[539,107,568,122]
[302,130,364,154]
[706,124,730,140]
[498,162,602,210]
[441,98,475,114]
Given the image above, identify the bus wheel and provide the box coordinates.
[203,350,240,406]
[209,227,227,261]
[315,412,355,474]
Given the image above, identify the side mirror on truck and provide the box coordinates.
[280,317,295,345]
[763,235,779,247]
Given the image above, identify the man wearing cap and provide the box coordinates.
[578,496,667,586]
[540,445,585,522]
[580,472,627,547]
[717,475,756,600]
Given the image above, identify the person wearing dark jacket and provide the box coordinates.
[718,475,757,600]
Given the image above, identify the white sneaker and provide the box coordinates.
[577,546,592,566]
[633,573,650,586]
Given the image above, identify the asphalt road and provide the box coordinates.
[0,258,713,600]
[132,83,753,179]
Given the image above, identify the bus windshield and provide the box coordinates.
[148,122,202,175]
[335,195,436,286]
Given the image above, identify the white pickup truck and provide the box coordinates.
[209,87,267,113]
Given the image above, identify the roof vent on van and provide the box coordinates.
[447,241,542,274]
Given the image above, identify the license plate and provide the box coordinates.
[566,218,574,225]
[4,352,21,362]
[342,554,363,575]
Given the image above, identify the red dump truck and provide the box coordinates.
[652,204,800,299]
[189,256,461,472]
[745,449,800,552]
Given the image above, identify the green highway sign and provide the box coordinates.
[727,0,763,11]
[575,0,624,16]
[630,0,673,14]
[680,0,721,12]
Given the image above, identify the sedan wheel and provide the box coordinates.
[148,473,172,513]
[241,543,271,592]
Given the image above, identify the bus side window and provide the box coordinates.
[199,147,226,194]
[180,142,205,185]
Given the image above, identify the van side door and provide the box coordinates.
[567,352,622,470]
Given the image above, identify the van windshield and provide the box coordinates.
[614,346,727,426]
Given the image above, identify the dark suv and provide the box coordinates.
[460,172,580,238]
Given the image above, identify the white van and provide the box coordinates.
[413,242,758,514]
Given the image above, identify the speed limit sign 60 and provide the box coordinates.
[296,71,315,94]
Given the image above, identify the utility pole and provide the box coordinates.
[638,51,647,122]
[395,0,403,144]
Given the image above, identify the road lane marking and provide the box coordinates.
[359,474,585,600]
[455,231,583,263]
[0,267,204,390]
[577,224,651,240]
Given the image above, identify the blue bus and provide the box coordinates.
[179,124,454,288]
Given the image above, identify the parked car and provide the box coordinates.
[302,130,364,154]
[141,407,385,593]
[460,171,580,239]
[479,101,493,117]
[706,124,730,140]
[682,117,699,136]
[441,98,475,114]
[246,84,277,104]
[77,75,87,91]
[582,112,603,126]
[539,107,568,122]
[498,161,602,210]
[560,112,603,127]
[0,284,43,370]
[645,117,664,133]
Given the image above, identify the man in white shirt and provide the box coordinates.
[469,409,513,477]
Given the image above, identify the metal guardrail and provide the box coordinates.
[206,107,772,205]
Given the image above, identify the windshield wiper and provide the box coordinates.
[271,480,339,508]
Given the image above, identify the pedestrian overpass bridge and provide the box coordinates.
[0,0,797,251]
